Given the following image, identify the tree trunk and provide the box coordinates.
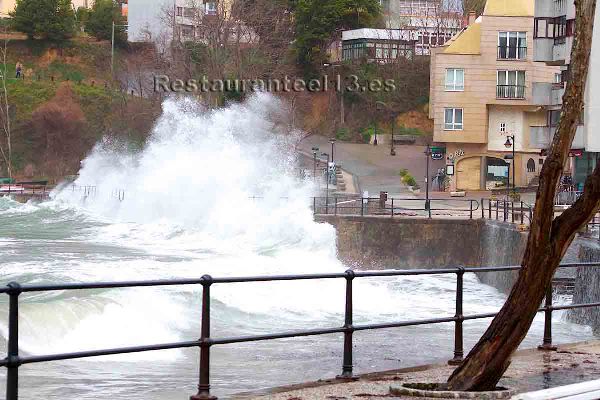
[447,0,597,391]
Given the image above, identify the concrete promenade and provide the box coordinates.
[237,341,600,400]
[298,135,445,196]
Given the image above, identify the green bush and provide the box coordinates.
[361,126,376,143]
[397,125,424,136]
[336,127,350,141]
[399,168,409,177]
[404,176,417,187]
[11,0,76,42]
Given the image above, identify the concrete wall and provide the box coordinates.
[316,215,528,292]
[569,243,600,334]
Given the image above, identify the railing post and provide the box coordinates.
[470,201,473,220]
[448,268,464,365]
[5,282,22,400]
[496,200,499,220]
[521,201,524,224]
[191,275,217,400]
[538,283,557,351]
[325,195,329,215]
[337,270,357,381]
[428,201,432,219]
[360,198,364,216]
[391,198,394,218]
[511,201,515,223]
[313,197,316,215]
[489,199,492,219]
[503,201,507,222]
[481,199,485,219]
[334,196,338,216]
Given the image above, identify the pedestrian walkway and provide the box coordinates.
[237,341,600,400]
[298,135,445,196]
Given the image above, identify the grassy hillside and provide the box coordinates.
[0,37,160,181]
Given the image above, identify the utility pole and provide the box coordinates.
[111,21,115,77]
[425,145,431,211]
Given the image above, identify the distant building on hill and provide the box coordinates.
[0,0,97,18]
[329,0,464,62]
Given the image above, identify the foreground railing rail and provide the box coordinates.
[2,263,600,400]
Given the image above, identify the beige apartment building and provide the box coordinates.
[429,0,560,192]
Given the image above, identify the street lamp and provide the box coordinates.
[330,138,336,164]
[424,144,431,211]
[504,135,516,197]
[322,152,330,210]
[312,147,319,181]
[391,117,396,156]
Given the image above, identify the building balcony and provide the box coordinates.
[534,38,554,62]
[553,41,567,62]
[530,124,585,149]
[497,85,526,99]
[532,82,565,106]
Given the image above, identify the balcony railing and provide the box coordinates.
[497,46,527,60]
[497,85,526,99]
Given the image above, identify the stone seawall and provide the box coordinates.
[315,215,528,293]
[569,242,600,333]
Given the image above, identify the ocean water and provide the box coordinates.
[0,95,594,399]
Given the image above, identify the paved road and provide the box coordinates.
[298,135,445,196]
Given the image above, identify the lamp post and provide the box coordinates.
[330,138,336,164]
[391,117,396,156]
[322,152,330,210]
[312,147,319,181]
[504,135,516,197]
[425,144,431,211]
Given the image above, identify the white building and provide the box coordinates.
[341,28,417,62]
[380,0,464,55]
[532,0,600,188]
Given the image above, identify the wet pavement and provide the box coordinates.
[237,341,600,399]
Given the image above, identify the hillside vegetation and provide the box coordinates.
[2,38,160,181]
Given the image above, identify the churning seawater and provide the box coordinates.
[0,95,595,399]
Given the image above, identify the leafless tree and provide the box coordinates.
[0,37,12,179]
[447,0,597,391]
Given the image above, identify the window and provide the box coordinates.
[527,158,536,172]
[548,110,561,127]
[498,32,527,59]
[497,70,526,98]
[554,16,567,44]
[445,68,464,91]
[205,2,217,15]
[534,18,555,38]
[444,108,463,130]
[176,6,183,16]
[183,7,195,18]
[554,73,562,84]
[499,122,506,133]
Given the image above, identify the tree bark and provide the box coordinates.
[446,0,597,391]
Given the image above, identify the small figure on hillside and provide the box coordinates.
[15,62,22,79]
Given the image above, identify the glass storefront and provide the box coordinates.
[573,152,599,190]
[486,157,509,190]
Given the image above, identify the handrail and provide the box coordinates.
[2,263,600,399]
[313,197,480,219]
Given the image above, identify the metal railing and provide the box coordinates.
[481,199,533,224]
[0,184,48,197]
[313,197,480,219]
[497,84,526,99]
[2,263,600,399]
[497,46,527,60]
[555,190,582,206]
